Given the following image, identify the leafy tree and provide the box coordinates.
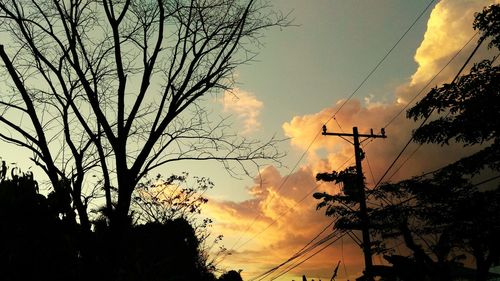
[315,4,500,281]
[131,172,228,274]
[408,4,500,177]
[0,0,286,231]
[369,175,500,281]
[374,4,500,280]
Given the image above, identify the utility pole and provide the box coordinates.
[321,126,386,281]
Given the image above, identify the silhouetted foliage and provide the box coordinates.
[0,163,238,281]
[131,172,228,275]
[398,5,500,279]
[315,5,500,281]
[0,165,79,281]
[314,167,365,231]
[368,175,500,281]
[374,4,500,281]
[408,4,500,177]
[218,270,244,281]
[90,218,217,281]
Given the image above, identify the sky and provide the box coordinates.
[196,0,500,280]
[0,0,499,280]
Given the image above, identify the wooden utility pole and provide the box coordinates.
[321,126,386,281]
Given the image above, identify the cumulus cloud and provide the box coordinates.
[206,166,364,280]
[221,88,263,135]
[397,0,499,104]
[210,1,498,280]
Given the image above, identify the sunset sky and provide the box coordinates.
[0,0,499,280]
[200,0,499,280]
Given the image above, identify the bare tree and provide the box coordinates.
[0,0,287,230]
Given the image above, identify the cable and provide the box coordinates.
[373,31,487,197]
[265,231,343,281]
[364,153,377,187]
[381,50,500,184]
[251,225,340,281]
[235,182,325,253]
[256,229,341,281]
[228,0,435,272]
[278,33,489,274]
[386,142,422,180]
[269,232,347,280]
[471,174,500,188]
[324,0,437,127]
[232,155,355,253]
[340,237,350,280]
[256,19,497,281]
[228,0,436,265]
[383,31,479,129]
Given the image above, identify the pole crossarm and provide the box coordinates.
[322,125,387,139]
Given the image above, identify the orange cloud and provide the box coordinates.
[206,166,364,280]
[222,88,263,135]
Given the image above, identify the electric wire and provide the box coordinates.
[340,237,350,280]
[373,32,486,194]
[251,222,339,281]
[256,9,497,281]
[276,29,489,280]
[234,154,355,254]
[249,152,357,281]
[269,231,348,280]
[383,31,479,129]
[258,230,342,281]
[324,0,437,126]
[228,0,435,254]
[382,51,500,184]
[266,230,344,281]
[228,1,439,274]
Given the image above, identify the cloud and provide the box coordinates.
[221,89,263,135]
[210,1,499,280]
[397,0,499,104]
[206,165,365,280]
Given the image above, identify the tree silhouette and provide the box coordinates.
[131,172,229,274]
[315,4,500,281]
[0,0,287,231]
[0,161,244,281]
[375,4,500,280]
[408,4,500,177]
[218,270,244,281]
[0,165,79,281]
[391,4,500,280]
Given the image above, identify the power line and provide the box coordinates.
[251,7,494,280]
[233,155,354,253]
[250,221,339,281]
[383,31,479,129]
[325,0,437,125]
[234,182,325,252]
[340,236,350,280]
[269,231,347,280]
[227,0,436,266]
[471,174,500,187]
[373,31,486,194]
[276,27,488,280]
[260,162,497,281]
[265,230,344,281]
[230,0,436,250]
[382,50,500,183]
